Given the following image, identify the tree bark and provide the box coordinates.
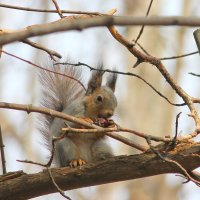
[0,141,200,200]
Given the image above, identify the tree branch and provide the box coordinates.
[0,101,149,151]
[108,25,200,129]
[0,3,102,15]
[0,141,199,200]
[1,15,200,46]
[22,39,62,59]
[0,126,6,174]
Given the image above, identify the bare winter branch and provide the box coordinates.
[0,141,199,200]
[0,49,85,90]
[108,25,200,130]
[1,15,200,46]
[22,39,62,59]
[0,3,102,15]
[134,0,154,44]
[0,126,6,174]
[52,0,64,18]
[0,102,148,151]
[159,51,199,60]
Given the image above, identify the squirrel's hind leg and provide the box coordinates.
[56,138,86,167]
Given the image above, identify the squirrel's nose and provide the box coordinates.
[98,111,113,118]
[106,112,113,118]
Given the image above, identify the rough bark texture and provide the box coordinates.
[0,141,200,200]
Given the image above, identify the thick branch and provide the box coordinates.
[1,16,200,46]
[0,141,199,200]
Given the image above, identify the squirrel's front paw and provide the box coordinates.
[69,159,86,168]
[78,117,94,127]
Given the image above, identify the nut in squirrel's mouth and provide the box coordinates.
[94,117,114,128]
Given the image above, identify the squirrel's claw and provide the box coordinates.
[69,158,86,168]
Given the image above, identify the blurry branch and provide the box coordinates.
[47,167,71,200]
[58,61,187,107]
[0,3,102,15]
[1,47,191,108]
[133,40,150,55]
[146,139,200,186]
[193,28,200,53]
[52,0,63,18]
[132,42,198,61]
[108,25,200,135]
[15,132,72,199]
[131,42,197,60]
[0,49,84,90]
[0,141,199,199]
[189,72,200,77]
[0,46,2,58]
[0,102,148,152]
[134,0,154,44]
[61,126,170,143]
[17,133,72,200]
[1,15,200,46]
[0,29,61,59]
[2,46,200,110]
[174,112,182,141]
[0,126,6,174]
[1,7,200,135]
[159,51,199,60]
[22,39,62,59]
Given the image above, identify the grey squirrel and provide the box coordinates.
[39,61,117,167]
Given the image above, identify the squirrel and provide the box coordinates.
[39,61,118,167]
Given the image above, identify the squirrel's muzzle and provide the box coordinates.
[98,110,113,119]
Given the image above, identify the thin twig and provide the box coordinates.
[134,0,154,44]
[47,167,72,200]
[0,126,6,174]
[104,132,147,152]
[133,40,150,55]
[176,172,200,186]
[0,49,86,91]
[174,112,182,141]
[0,102,149,150]
[58,61,186,107]
[119,127,171,143]
[62,125,171,143]
[22,39,62,60]
[52,0,63,18]
[0,29,62,59]
[46,134,67,167]
[17,158,72,199]
[164,158,200,185]
[146,139,200,185]
[189,72,200,77]
[17,159,46,167]
[63,127,147,152]
[108,25,200,131]
[0,3,102,15]
[17,134,66,167]
[160,51,199,60]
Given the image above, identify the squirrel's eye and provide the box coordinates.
[96,95,103,102]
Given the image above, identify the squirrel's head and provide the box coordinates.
[84,66,117,119]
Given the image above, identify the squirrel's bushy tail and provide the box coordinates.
[38,61,85,147]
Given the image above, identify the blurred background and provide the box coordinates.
[0,0,200,199]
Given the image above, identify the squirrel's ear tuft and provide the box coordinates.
[86,65,104,95]
[106,71,117,92]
